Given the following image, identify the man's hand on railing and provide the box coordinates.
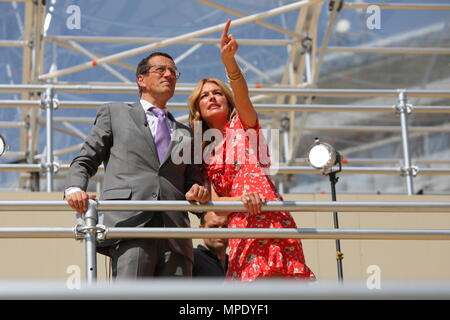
[185,184,210,204]
[66,190,97,214]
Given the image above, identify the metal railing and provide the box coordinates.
[1,199,450,286]
[2,163,450,176]
[2,85,450,194]
[2,84,450,97]
[1,279,450,299]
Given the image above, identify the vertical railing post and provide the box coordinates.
[395,90,415,195]
[42,86,54,192]
[84,199,98,285]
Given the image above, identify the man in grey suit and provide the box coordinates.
[65,52,209,279]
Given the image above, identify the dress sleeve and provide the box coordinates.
[235,113,260,131]
[229,113,260,131]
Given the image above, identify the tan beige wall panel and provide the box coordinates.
[0,192,449,283]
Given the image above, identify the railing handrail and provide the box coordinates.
[2,164,450,176]
[2,199,450,285]
[2,100,450,113]
[2,280,450,300]
[1,84,450,98]
[0,227,449,240]
[1,200,450,212]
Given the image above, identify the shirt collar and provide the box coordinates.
[140,99,167,115]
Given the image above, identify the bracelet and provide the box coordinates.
[226,69,243,82]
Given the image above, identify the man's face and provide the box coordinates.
[201,212,228,251]
[137,55,177,98]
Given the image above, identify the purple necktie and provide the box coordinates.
[150,107,171,162]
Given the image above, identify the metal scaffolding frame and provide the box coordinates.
[1,0,450,195]
[2,85,450,194]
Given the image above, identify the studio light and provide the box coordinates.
[307,137,344,284]
[0,135,9,157]
[307,138,341,174]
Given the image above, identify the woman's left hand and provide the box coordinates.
[220,19,238,62]
[241,192,266,215]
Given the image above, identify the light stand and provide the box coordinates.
[328,157,344,284]
[307,138,344,284]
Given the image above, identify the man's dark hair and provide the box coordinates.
[136,52,175,96]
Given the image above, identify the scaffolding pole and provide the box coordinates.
[46,36,298,46]
[38,0,322,80]
[396,91,414,195]
[42,87,56,192]
[2,100,450,113]
[1,200,450,212]
[2,164,450,176]
[81,200,98,285]
[343,3,450,10]
[323,46,450,55]
[2,226,450,240]
[1,85,450,98]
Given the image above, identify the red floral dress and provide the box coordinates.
[204,114,316,281]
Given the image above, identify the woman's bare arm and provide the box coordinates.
[220,19,258,128]
[209,179,265,215]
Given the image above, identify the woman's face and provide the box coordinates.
[198,82,230,128]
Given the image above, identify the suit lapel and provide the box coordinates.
[129,102,160,166]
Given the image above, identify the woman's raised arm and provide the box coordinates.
[220,19,258,128]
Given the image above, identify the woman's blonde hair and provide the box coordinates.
[188,78,237,135]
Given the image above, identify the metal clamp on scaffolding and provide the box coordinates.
[74,224,107,241]
[301,36,313,53]
[400,165,419,177]
[393,90,413,114]
[52,161,60,174]
[39,86,60,111]
[39,161,61,174]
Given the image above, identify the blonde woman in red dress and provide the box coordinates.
[188,20,315,281]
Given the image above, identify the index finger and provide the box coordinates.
[221,19,231,40]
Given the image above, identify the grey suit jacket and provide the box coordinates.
[66,101,204,261]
